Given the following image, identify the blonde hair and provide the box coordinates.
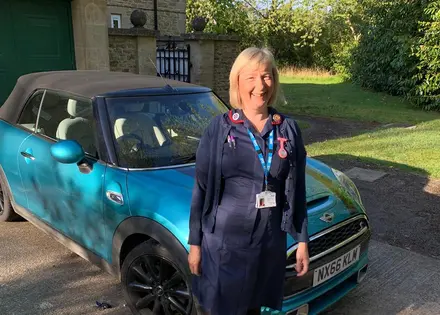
[229,47,285,109]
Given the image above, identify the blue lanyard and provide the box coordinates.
[247,128,274,190]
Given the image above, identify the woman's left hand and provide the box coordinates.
[295,242,309,277]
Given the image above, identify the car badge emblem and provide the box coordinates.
[320,212,335,223]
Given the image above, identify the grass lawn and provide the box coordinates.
[280,75,440,124]
[279,74,440,179]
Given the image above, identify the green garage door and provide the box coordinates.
[0,0,75,105]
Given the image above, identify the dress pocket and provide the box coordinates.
[222,135,248,158]
[286,141,297,166]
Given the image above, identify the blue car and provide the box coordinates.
[0,71,370,315]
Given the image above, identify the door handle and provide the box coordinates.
[20,151,35,160]
[106,191,124,205]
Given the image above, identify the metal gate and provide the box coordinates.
[156,37,191,83]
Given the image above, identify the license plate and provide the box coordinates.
[313,245,360,287]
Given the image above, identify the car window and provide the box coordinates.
[18,90,45,132]
[36,90,99,158]
[105,92,228,168]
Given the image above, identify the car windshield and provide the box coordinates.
[105,92,228,168]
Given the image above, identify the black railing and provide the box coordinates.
[156,37,191,83]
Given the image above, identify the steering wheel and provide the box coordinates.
[116,133,146,153]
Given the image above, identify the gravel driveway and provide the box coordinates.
[3,221,440,315]
[1,114,439,315]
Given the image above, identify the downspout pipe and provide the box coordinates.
[154,0,158,30]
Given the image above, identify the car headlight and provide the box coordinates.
[331,168,363,207]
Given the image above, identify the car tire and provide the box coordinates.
[121,240,200,315]
[0,176,19,222]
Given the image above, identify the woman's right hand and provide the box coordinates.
[188,245,202,276]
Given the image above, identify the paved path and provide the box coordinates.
[323,240,440,315]
[2,220,440,315]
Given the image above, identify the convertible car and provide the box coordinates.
[0,71,370,315]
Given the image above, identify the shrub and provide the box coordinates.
[351,0,440,111]
[410,1,440,110]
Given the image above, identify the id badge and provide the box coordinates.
[256,191,277,209]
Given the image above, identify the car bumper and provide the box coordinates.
[263,229,371,315]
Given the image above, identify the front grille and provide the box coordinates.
[283,216,369,298]
[286,217,368,267]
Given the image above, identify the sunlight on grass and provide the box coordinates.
[306,119,440,179]
[280,72,440,178]
[280,74,343,85]
[279,75,440,124]
[278,67,333,78]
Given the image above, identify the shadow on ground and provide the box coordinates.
[0,250,129,315]
[312,154,440,259]
[294,114,381,145]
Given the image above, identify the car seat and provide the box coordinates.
[56,99,97,156]
[113,103,167,148]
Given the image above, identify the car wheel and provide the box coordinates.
[121,240,198,315]
[0,176,19,222]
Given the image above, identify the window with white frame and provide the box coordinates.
[111,14,122,28]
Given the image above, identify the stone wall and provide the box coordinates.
[107,0,186,36]
[183,33,240,104]
[214,39,241,104]
[108,35,137,73]
[108,28,158,75]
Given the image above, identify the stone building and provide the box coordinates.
[0,0,240,105]
[107,0,186,36]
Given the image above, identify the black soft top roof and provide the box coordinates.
[0,70,202,123]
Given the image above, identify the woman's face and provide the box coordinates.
[238,62,274,112]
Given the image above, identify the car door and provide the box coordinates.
[0,90,46,209]
[17,89,109,257]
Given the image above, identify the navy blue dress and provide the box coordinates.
[193,111,291,315]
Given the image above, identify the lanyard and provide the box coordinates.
[247,128,274,190]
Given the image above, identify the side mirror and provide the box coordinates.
[50,140,85,164]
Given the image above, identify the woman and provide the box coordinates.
[188,47,309,315]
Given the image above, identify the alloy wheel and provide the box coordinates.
[126,254,193,315]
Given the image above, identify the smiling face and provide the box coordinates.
[238,62,275,112]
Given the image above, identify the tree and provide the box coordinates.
[186,0,363,70]
[351,0,439,110]
[314,0,363,76]
[351,1,424,95]
[411,0,440,110]
[186,0,251,35]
